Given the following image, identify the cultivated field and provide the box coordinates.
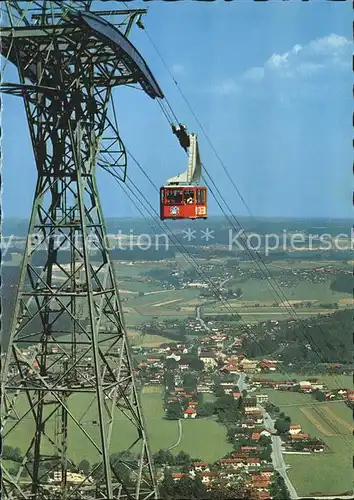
[260,389,353,495]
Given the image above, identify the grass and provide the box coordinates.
[4,388,231,466]
[131,334,176,347]
[171,418,231,461]
[231,278,346,303]
[286,438,353,497]
[259,389,353,496]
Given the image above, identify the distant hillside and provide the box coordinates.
[243,308,353,365]
[3,216,352,237]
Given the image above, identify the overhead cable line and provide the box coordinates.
[140,28,350,383]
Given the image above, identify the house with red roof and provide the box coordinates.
[291,433,310,440]
[171,473,185,481]
[232,452,248,459]
[256,492,271,500]
[259,467,274,477]
[246,457,261,466]
[192,461,209,470]
[219,458,244,469]
[251,432,261,441]
[289,425,301,435]
[183,407,197,419]
[189,462,209,476]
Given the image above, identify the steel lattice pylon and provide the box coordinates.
[1,2,162,499]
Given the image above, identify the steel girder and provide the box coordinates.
[1,5,158,500]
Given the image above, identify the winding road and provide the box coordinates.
[165,419,183,451]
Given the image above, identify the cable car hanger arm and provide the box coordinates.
[168,124,202,186]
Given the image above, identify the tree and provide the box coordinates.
[110,451,135,486]
[188,357,204,372]
[274,418,290,434]
[3,446,22,463]
[160,474,209,499]
[174,450,192,467]
[214,384,225,398]
[270,471,291,499]
[214,394,243,423]
[209,478,252,499]
[196,402,214,418]
[166,358,178,370]
[78,459,90,475]
[153,449,175,467]
[164,370,175,391]
[313,389,326,402]
[183,373,198,392]
[165,401,183,420]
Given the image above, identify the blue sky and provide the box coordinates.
[1,0,352,219]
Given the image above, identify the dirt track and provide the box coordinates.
[316,405,353,434]
[300,407,335,436]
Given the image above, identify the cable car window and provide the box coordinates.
[197,189,206,204]
[183,189,194,204]
[165,189,183,205]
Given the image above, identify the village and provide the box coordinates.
[5,317,353,498]
[133,326,353,499]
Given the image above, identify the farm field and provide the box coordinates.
[252,373,353,390]
[265,260,352,271]
[229,278,347,303]
[129,288,199,308]
[118,280,159,294]
[4,388,231,466]
[130,333,176,347]
[260,389,353,495]
[112,262,170,279]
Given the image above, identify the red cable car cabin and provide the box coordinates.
[160,186,208,220]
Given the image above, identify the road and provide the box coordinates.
[262,409,299,500]
[220,276,232,288]
[196,306,211,331]
[237,372,298,500]
[165,419,183,451]
[237,371,247,393]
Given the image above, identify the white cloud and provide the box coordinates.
[241,67,265,82]
[308,34,350,54]
[264,33,351,78]
[213,33,351,95]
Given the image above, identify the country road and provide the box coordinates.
[237,372,298,499]
[262,409,299,500]
[196,306,211,331]
[165,419,183,451]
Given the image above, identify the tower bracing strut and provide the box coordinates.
[1,3,163,499]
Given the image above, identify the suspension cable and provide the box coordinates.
[100,165,353,449]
